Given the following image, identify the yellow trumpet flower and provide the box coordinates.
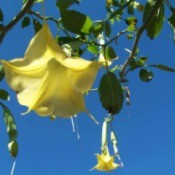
[1,23,102,118]
[91,153,120,172]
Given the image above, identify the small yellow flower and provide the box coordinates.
[1,23,102,118]
[91,153,120,172]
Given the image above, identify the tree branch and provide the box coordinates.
[120,0,164,81]
[0,0,36,44]
[104,0,134,22]
[28,10,72,37]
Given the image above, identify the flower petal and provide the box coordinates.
[1,58,46,93]
[24,23,66,63]
[63,57,102,93]
[18,59,86,117]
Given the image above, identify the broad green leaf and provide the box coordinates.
[8,140,18,157]
[129,60,139,70]
[99,72,124,114]
[130,57,147,70]
[61,10,92,34]
[21,16,30,28]
[151,64,175,73]
[57,0,78,10]
[143,0,164,39]
[33,19,42,33]
[0,89,9,100]
[127,24,136,32]
[138,57,147,66]
[0,8,3,22]
[87,45,99,54]
[90,22,103,37]
[104,46,117,60]
[105,21,111,37]
[0,64,5,81]
[139,69,153,82]
[125,16,137,25]
[3,105,18,140]
[168,14,175,39]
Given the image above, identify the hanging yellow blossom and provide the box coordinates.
[91,153,120,172]
[1,23,102,117]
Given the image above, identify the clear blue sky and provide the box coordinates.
[0,1,175,175]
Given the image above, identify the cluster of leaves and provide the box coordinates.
[1,0,175,163]
[0,65,18,158]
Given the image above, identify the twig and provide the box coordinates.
[0,0,36,44]
[120,0,164,81]
[28,10,71,37]
[28,10,58,23]
[104,0,134,22]
[105,29,128,46]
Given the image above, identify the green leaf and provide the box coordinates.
[90,22,103,37]
[168,14,175,39]
[8,140,18,157]
[33,19,42,33]
[21,16,30,28]
[57,0,78,10]
[87,45,99,54]
[127,24,136,32]
[0,89,9,100]
[3,105,18,140]
[104,46,117,60]
[125,16,137,25]
[0,64,5,81]
[61,10,92,34]
[105,21,111,37]
[99,72,124,114]
[139,69,153,82]
[0,8,3,22]
[143,0,164,39]
[151,64,175,73]
[138,57,147,66]
[129,60,139,70]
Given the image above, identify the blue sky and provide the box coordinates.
[0,0,175,175]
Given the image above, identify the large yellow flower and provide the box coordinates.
[1,23,102,117]
[91,153,120,172]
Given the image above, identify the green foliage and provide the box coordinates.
[8,140,18,157]
[60,10,92,34]
[143,0,164,39]
[0,64,5,81]
[150,64,175,73]
[104,46,117,60]
[168,14,175,40]
[21,16,30,28]
[90,22,104,37]
[0,89,9,101]
[129,57,147,71]
[1,0,175,169]
[104,22,111,37]
[33,19,42,33]
[57,0,79,10]
[87,45,99,54]
[139,69,153,82]
[0,8,4,22]
[99,72,124,114]
[0,103,18,157]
